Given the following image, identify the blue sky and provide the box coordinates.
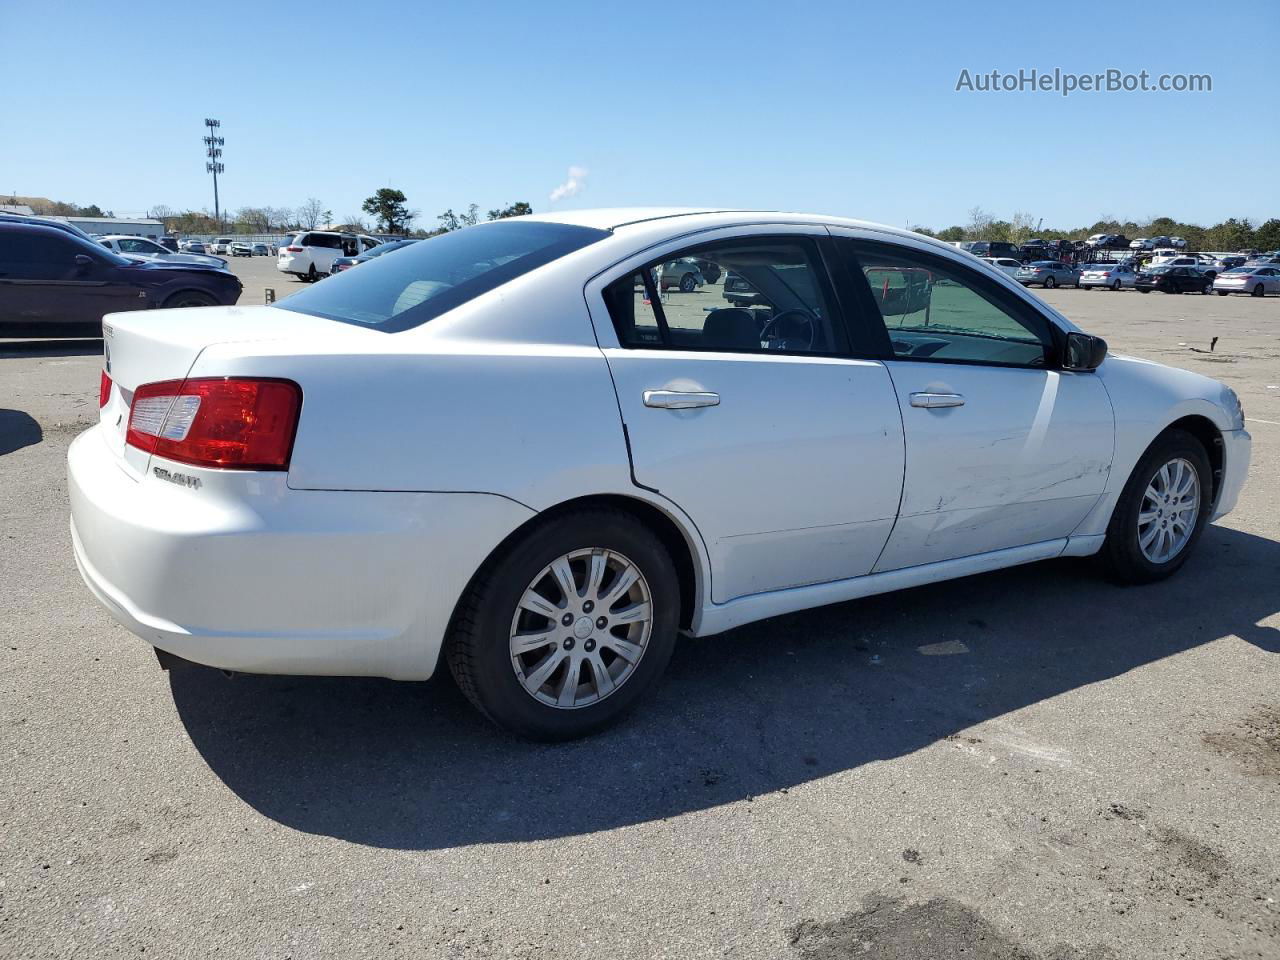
[3,0,1275,230]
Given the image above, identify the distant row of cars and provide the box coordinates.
[979,254,1280,296]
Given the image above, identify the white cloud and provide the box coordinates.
[549,165,588,203]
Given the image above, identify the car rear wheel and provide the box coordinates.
[1097,429,1211,585]
[678,273,697,293]
[162,290,217,309]
[306,264,318,282]
[446,508,680,740]
[1044,276,1056,288]
[1253,284,1265,297]
[1216,290,1229,296]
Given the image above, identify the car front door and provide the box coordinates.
[0,231,145,327]
[587,228,906,604]
[828,231,1114,571]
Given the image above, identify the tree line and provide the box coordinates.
[914,207,1280,252]
[137,189,534,238]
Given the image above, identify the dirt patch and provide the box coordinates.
[1202,705,1280,777]
[789,895,1113,960]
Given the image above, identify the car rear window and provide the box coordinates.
[277,221,609,332]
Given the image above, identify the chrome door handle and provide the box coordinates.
[643,389,720,409]
[910,392,965,408]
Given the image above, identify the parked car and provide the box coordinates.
[277,231,381,281]
[157,237,180,253]
[1169,236,1187,249]
[97,235,228,268]
[329,238,419,275]
[64,209,1250,740]
[1148,255,1218,278]
[1085,234,1129,250]
[1079,262,1137,290]
[1016,261,1081,288]
[655,258,705,292]
[0,221,241,336]
[962,241,1021,259]
[229,241,254,257]
[183,241,209,255]
[1135,266,1213,294]
[1244,255,1280,267]
[981,256,1023,278]
[1018,241,1052,261]
[209,237,236,255]
[252,243,271,256]
[1212,265,1280,297]
[1213,256,1246,271]
[1130,238,1153,251]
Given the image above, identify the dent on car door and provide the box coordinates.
[589,231,906,603]
[829,233,1115,570]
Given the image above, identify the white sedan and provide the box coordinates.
[68,209,1251,740]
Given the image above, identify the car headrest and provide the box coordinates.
[701,308,760,350]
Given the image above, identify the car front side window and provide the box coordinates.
[842,240,1052,368]
[602,236,843,355]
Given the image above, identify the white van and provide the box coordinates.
[277,231,381,280]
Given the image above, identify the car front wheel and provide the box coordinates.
[1044,276,1056,288]
[446,508,680,740]
[1098,429,1211,584]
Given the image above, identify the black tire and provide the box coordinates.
[162,290,217,309]
[1253,284,1265,298]
[1201,283,1211,295]
[1111,280,1121,291]
[1139,289,1150,294]
[306,264,318,282]
[678,272,697,293]
[1044,276,1056,289]
[1097,428,1212,585]
[446,508,680,741]
[1217,290,1229,296]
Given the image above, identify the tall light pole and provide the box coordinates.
[203,118,225,225]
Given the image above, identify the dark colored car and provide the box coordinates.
[1018,241,1052,261]
[1134,265,1212,295]
[963,241,1021,259]
[0,221,242,336]
[328,238,419,275]
[157,237,180,253]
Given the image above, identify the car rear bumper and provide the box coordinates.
[67,425,535,680]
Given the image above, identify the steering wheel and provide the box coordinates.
[759,309,817,351]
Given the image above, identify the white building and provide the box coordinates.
[49,216,165,239]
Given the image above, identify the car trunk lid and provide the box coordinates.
[99,304,369,477]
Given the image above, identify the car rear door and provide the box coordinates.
[827,230,1114,571]
[586,227,906,604]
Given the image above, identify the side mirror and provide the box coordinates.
[1064,331,1108,371]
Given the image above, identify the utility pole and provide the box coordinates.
[203,118,225,226]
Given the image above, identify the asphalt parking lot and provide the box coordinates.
[2,262,1278,959]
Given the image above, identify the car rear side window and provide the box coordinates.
[277,220,609,332]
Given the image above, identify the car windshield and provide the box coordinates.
[277,221,609,332]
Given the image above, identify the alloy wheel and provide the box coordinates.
[508,548,653,709]
[1137,457,1200,564]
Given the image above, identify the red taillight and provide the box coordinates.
[285,246,303,252]
[126,377,302,470]
[99,370,112,408]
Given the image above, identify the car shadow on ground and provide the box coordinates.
[0,409,42,456]
[0,337,102,359]
[170,524,1279,850]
